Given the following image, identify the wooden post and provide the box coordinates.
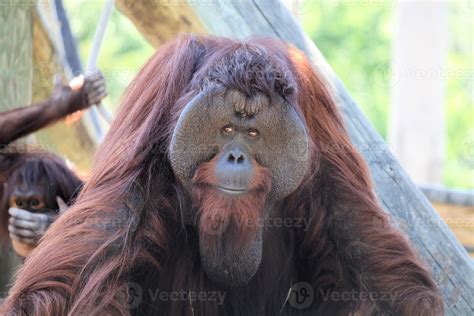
[0,2,33,295]
[388,1,448,185]
[0,4,33,110]
[115,0,205,47]
[187,1,473,314]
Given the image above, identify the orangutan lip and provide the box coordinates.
[216,186,247,195]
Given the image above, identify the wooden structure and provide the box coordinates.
[1,0,472,313]
[423,185,474,256]
[422,185,474,207]
[388,1,448,185]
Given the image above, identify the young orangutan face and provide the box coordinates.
[1,155,81,257]
[5,167,54,214]
[170,86,309,287]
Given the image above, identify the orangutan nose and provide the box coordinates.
[226,148,247,164]
[216,145,254,192]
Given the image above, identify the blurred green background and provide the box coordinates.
[65,0,473,188]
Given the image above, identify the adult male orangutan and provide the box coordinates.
[1,35,443,315]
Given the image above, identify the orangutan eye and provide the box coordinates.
[222,125,234,134]
[247,129,259,138]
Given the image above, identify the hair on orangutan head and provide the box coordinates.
[2,35,443,316]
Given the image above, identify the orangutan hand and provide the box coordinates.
[51,71,107,115]
[72,70,108,108]
[8,207,57,246]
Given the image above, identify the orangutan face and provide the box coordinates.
[169,85,309,287]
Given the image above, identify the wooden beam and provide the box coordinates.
[388,1,448,185]
[187,1,473,314]
[434,202,474,256]
[422,185,474,207]
[115,0,206,47]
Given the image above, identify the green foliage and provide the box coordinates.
[443,3,474,188]
[301,1,393,138]
[300,0,473,188]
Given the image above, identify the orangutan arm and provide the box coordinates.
[0,94,80,145]
[300,190,444,315]
[334,203,442,314]
[0,71,106,145]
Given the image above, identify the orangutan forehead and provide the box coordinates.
[201,45,297,102]
[223,89,270,118]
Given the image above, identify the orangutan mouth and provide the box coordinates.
[216,186,247,195]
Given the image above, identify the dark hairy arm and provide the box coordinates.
[0,71,106,145]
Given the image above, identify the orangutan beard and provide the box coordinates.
[192,160,272,287]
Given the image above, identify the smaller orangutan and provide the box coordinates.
[0,71,105,257]
[0,152,82,257]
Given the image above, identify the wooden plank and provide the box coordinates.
[434,202,474,255]
[0,2,33,295]
[115,0,206,47]
[422,185,474,207]
[187,1,474,314]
